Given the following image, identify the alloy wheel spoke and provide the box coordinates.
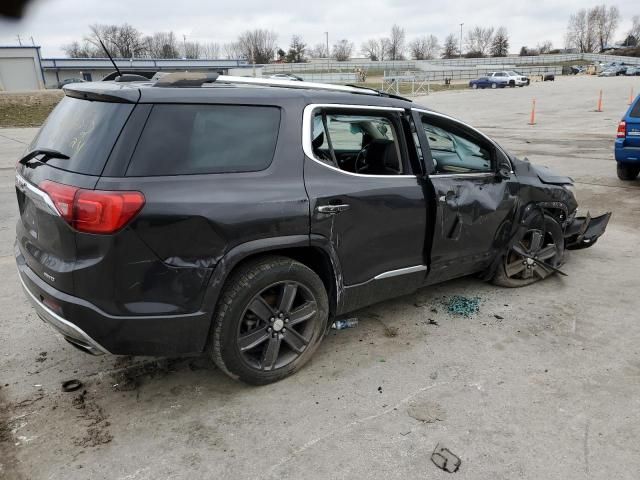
[261,335,281,370]
[278,283,298,313]
[505,258,526,277]
[248,296,275,322]
[282,328,309,353]
[238,328,270,352]
[289,301,317,326]
[537,245,556,261]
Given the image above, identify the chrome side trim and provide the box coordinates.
[302,104,417,179]
[374,265,427,280]
[411,108,514,171]
[430,172,495,179]
[15,173,60,217]
[18,272,110,355]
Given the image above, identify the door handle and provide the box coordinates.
[316,204,350,215]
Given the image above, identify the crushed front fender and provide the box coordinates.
[565,212,611,250]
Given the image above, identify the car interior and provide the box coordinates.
[311,113,404,175]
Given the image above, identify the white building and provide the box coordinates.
[0,46,46,91]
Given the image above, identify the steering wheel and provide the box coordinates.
[354,145,370,173]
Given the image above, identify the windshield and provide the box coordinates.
[29,96,134,175]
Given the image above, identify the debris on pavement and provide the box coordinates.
[431,443,461,473]
[407,399,446,423]
[444,296,481,317]
[61,379,83,393]
[331,318,358,330]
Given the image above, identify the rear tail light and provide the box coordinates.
[39,180,145,234]
[617,120,626,138]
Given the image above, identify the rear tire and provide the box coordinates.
[472,83,478,89]
[210,255,329,385]
[617,163,640,181]
[493,215,564,288]
[491,83,497,89]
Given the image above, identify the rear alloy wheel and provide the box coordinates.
[491,83,497,89]
[493,215,564,288]
[616,163,640,181]
[210,256,328,385]
[472,83,478,89]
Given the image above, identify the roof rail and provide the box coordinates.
[213,75,381,96]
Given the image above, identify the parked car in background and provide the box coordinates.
[624,67,640,76]
[487,71,529,87]
[469,76,507,89]
[599,68,616,77]
[615,94,640,180]
[57,78,85,88]
[14,75,609,385]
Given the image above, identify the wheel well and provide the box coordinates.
[230,247,338,318]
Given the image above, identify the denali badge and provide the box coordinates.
[43,272,55,282]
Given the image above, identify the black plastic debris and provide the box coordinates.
[431,443,461,473]
[61,379,83,392]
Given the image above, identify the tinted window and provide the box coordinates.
[127,105,280,176]
[631,99,640,118]
[29,97,134,175]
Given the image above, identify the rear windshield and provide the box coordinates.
[126,104,281,176]
[631,99,640,118]
[29,97,134,175]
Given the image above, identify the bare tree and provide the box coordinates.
[631,15,640,40]
[285,35,306,63]
[386,24,406,60]
[145,32,179,58]
[237,29,278,64]
[566,8,598,53]
[332,39,354,61]
[63,40,99,58]
[490,27,509,57]
[537,40,553,54]
[85,23,147,58]
[442,33,459,59]
[408,35,439,60]
[182,41,201,59]
[223,42,243,59]
[309,43,328,58]
[200,42,221,59]
[361,38,380,60]
[465,26,494,57]
[592,4,620,51]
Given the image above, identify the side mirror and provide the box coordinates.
[497,162,512,180]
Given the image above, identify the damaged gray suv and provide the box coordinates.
[15,73,610,384]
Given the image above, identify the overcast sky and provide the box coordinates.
[0,0,637,57]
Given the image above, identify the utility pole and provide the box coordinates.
[325,31,329,73]
[16,34,22,46]
[459,23,463,59]
[183,34,187,58]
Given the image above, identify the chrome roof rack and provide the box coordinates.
[213,75,380,96]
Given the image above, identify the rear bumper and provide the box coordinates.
[615,141,640,163]
[16,250,212,356]
[18,272,109,355]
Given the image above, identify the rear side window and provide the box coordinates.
[29,97,134,175]
[631,99,640,118]
[126,105,281,176]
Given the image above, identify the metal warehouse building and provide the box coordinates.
[0,46,46,91]
[0,46,252,91]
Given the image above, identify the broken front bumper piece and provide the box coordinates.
[565,212,611,250]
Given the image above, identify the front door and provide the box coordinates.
[303,105,429,313]
[413,110,518,284]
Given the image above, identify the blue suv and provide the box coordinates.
[616,95,640,180]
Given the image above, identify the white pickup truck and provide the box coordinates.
[487,71,530,87]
